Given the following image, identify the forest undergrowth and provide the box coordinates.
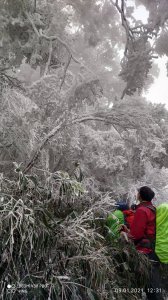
[0,164,163,300]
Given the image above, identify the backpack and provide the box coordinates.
[155,203,168,264]
[146,203,168,264]
[122,209,135,229]
[115,202,135,229]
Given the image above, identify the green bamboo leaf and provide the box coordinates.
[13,162,22,172]
[87,288,99,300]
[28,175,38,187]
[123,262,129,271]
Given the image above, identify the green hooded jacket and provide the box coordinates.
[106,209,124,240]
[155,203,168,264]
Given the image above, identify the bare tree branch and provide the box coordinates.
[59,54,72,91]
[39,30,80,64]
[0,72,25,91]
[24,11,97,82]
[121,87,127,100]
[23,122,64,174]
[34,0,37,12]
[23,110,143,174]
[24,11,40,37]
[23,111,67,173]
[110,0,158,99]
[110,0,134,55]
[0,143,12,149]
[44,40,53,76]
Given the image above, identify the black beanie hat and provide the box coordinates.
[138,186,155,202]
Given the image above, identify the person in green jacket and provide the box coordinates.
[106,209,124,240]
[155,202,168,264]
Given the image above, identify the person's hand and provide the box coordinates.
[120,231,129,242]
[119,224,130,233]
